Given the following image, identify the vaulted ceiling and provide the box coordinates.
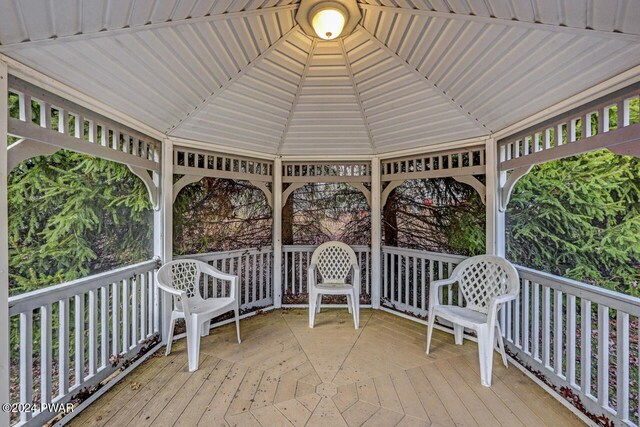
[1,0,639,156]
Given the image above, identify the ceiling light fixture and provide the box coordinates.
[310,4,346,40]
[296,0,361,41]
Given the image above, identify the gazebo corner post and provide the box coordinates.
[156,137,173,343]
[371,156,382,309]
[0,59,10,427]
[485,137,506,257]
[273,156,283,308]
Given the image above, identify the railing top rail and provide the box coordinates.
[382,246,467,263]
[178,247,273,260]
[9,259,158,315]
[516,264,640,315]
[283,244,371,252]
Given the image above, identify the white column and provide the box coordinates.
[370,157,381,309]
[485,137,506,256]
[272,157,283,308]
[155,138,173,341]
[0,60,9,427]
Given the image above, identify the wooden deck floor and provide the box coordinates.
[70,309,583,427]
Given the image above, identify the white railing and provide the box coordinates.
[8,260,160,427]
[381,246,465,317]
[181,247,273,310]
[282,245,371,302]
[504,266,640,426]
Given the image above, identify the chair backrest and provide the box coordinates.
[310,241,358,285]
[157,260,203,305]
[451,255,519,314]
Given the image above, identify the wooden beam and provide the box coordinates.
[339,38,377,154]
[381,180,404,207]
[357,26,490,134]
[7,138,59,171]
[453,175,486,205]
[370,156,381,309]
[348,182,372,206]
[500,165,533,212]
[9,118,159,171]
[0,5,299,51]
[0,58,9,427]
[282,182,305,208]
[128,165,159,209]
[249,180,273,209]
[500,122,640,171]
[358,4,640,43]
[277,38,316,155]
[272,157,283,308]
[172,175,202,203]
[167,26,301,134]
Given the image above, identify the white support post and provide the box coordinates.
[485,138,506,256]
[371,157,381,309]
[155,138,173,341]
[0,59,9,427]
[273,157,283,308]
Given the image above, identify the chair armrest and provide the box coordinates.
[156,281,187,298]
[487,291,519,326]
[199,262,240,301]
[429,277,458,308]
[308,264,317,289]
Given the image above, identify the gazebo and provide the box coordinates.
[1,0,639,425]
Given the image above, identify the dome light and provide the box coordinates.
[311,6,346,40]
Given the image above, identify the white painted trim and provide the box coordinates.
[485,138,500,256]
[493,65,640,141]
[377,137,487,159]
[358,4,640,43]
[282,154,374,161]
[340,38,377,154]
[0,59,10,427]
[158,138,174,342]
[1,5,299,51]
[272,157,283,308]
[357,25,490,134]
[278,38,317,155]
[169,136,276,160]
[168,26,301,134]
[371,157,381,309]
[0,53,165,140]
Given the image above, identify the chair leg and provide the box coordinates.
[425,311,436,354]
[317,294,322,313]
[350,291,358,329]
[354,292,360,329]
[200,320,211,337]
[309,292,316,328]
[346,294,352,314]
[235,306,241,344]
[165,315,176,356]
[477,326,495,387]
[453,324,464,345]
[496,324,508,367]
[186,318,202,372]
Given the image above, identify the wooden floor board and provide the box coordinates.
[68,309,583,427]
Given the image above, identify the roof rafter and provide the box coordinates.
[277,37,317,155]
[0,4,298,51]
[357,26,489,134]
[339,37,377,154]
[168,25,300,135]
[358,4,640,43]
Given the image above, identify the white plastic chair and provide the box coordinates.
[308,241,360,329]
[425,255,519,386]
[157,259,241,372]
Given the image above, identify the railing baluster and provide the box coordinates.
[112,281,120,356]
[132,275,138,346]
[101,286,108,369]
[597,304,609,407]
[542,286,551,369]
[581,299,592,396]
[617,311,629,421]
[88,289,98,376]
[59,298,70,396]
[20,310,33,422]
[122,279,129,351]
[523,280,530,355]
[532,282,541,361]
[553,290,563,377]
[420,259,426,311]
[75,293,85,386]
[140,273,147,340]
[566,294,577,387]
[40,304,53,404]
[404,255,409,307]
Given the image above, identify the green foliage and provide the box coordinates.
[8,151,153,295]
[507,150,640,294]
[389,177,486,256]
